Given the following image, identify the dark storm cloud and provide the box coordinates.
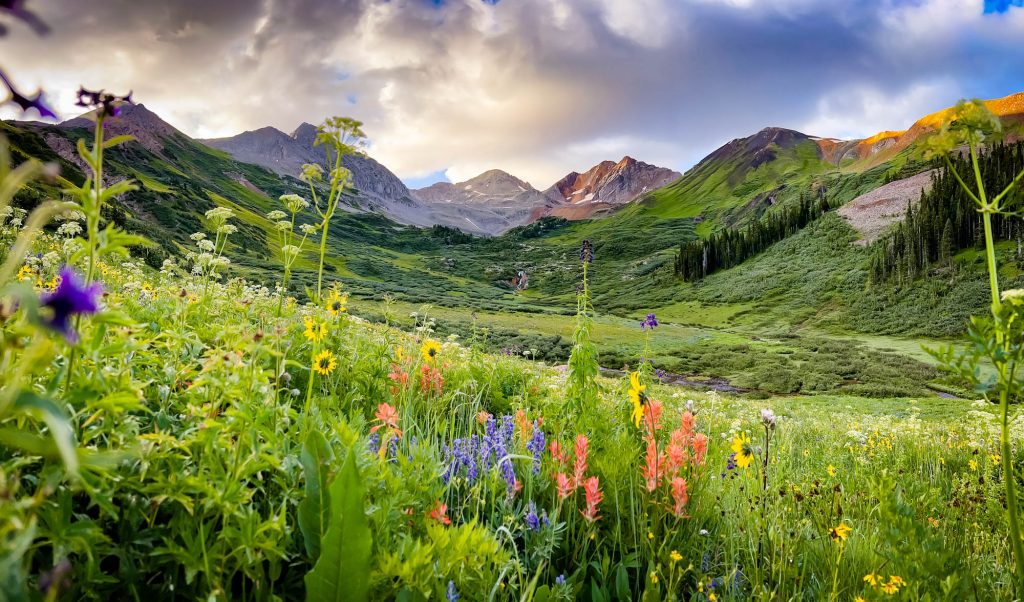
[1,0,1022,185]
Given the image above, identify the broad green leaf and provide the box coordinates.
[298,430,334,560]
[304,449,371,602]
[9,389,78,474]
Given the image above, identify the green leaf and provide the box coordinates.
[76,137,95,169]
[102,134,135,149]
[9,389,78,474]
[304,448,372,602]
[298,430,334,560]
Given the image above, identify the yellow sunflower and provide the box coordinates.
[421,339,441,362]
[326,290,348,316]
[313,350,337,376]
[303,316,328,343]
[628,371,647,428]
[730,432,754,468]
[828,522,851,542]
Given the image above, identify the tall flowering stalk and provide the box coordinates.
[302,117,366,303]
[268,194,316,316]
[566,240,599,413]
[925,99,1024,586]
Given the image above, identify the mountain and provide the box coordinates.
[540,156,681,220]
[203,123,413,208]
[409,169,556,235]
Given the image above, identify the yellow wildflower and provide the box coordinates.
[827,464,837,477]
[313,350,337,376]
[829,522,851,542]
[669,550,682,563]
[421,339,441,362]
[326,290,348,316]
[628,371,647,428]
[303,316,328,343]
[731,432,754,469]
[969,459,978,471]
[649,571,658,585]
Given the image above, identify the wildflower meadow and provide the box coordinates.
[4,4,1024,601]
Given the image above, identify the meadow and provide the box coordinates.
[3,98,1024,602]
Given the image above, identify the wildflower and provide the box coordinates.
[428,502,451,525]
[969,459,978,471]
[525,423,545,475]
[990,453,1001,465]
[827,464,837,477]
[421,338,441,362]
[581,476,602,522]
[419,364,444,395]
[312,350,337,376]
[640,313,659,330]
[17,265,34,281]
[549,440,568,466]
[303,316,328,342]
[579,239,594,264]
[649,571,658,585]
[692,432,708,465]
[760,408,777,430]
[555,575,565,586]
[670,477,689,517]
[730,432,754,469]
[446,581,458,602]
[643,440,664,492]
[628,371,648,428]
[280,193,310,213]
[573,434,589,487]
[829,522,851,541]
[670,550,682,563]
[370,403,402,438]
[300,163,324,183]
[477,410,492,425]
[75,86,132,118]
[326,290,348,316]
[525,501,541,532]
[555,472,573,499]
[39,267,102,342]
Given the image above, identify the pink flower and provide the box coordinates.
[670,477,689,517]
[573,434,589,488]
[428,501,451,525]
[643,439,664,492]
[664,441,687,478]
[477,411,492,425]
[582,476,602,522]
[370,403,402,437]
[556,472,574,499]
[680,410,695,439]
[642,398,664,435]
[549,440,568,467]
[692,433,708,466]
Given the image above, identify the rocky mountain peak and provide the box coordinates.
[59,102,183,153]
[290,122,318,147]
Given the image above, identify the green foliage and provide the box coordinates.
[305,449,372,602]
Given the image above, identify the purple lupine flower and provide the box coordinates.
[388,437,398,462]
[525,422,545,475]
[655,368,667,382]
[701,553,709,572]
[640,313,659,330]
[368,432,381,456]
[555,574,566,586]
[541,508,550,527]
[525,501,540,532]
[40,267,102,342]
[579,239,594,264]
[446,580,458,602]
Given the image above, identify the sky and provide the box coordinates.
[1,0,1023,189]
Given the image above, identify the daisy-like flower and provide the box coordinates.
[827,464,837,477]
[312,350,337,376]
[421,338,441,362]
[730,432,754,469]
[669,550,682,563]
[828,522,851,542]
[303,316,328,342]
[326,290,348,316]
[628,371,647,428]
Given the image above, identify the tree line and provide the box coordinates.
[673,191,831,280]
[868,141,1024,284]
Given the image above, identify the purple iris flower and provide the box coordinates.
[640,313,659,330]
[40,267,102,342]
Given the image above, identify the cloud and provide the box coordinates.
[1,0,1022,186]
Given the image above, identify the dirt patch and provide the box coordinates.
[837,169,937,244]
